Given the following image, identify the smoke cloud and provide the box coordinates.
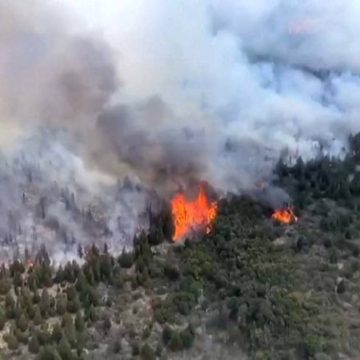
[65,0,360,192]
[0,0,360,260]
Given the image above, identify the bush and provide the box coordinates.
[5,333,19,350]
[118,251,134,269]
[226,297,239,321]
[131,342,140,356]
[0,277,11,295]
[162,326,173,345]
[57,337,73,360]
[67,298,80,314]
[56,295,67,316]
[28,336,40,354]
[33,306,43,326]
[337,280,346,294]
[112,339,122,354]
[168,332,183,352]
[61,313,72,328]
[17,313,29,332]
[35,327,51,346]
[15,328,29,344]
[140,344,156,360]
[37,345,62,360]
[163,263,180,281]
[180,325,195,349]
[51,323,63,343]
[0,309,6,330]
[75,311,85,332]
[103,315,112,334]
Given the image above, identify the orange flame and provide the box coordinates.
[272,208,298,224]
[171,183,218,241]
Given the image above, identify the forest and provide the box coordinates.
[1,134,360,359]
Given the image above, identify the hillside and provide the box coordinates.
[1,135,360,360]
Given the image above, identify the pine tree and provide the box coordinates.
[33,305,43,326]
[140,344,156,360]
[5,293,16,319]
[40,289,51,318]
[75,332,85,357]
[100,254,113,282]
[28,335,40,354]
[67,295,81,314]
[51,323,63,343]
[5,292,15,308]
[112,268,124,289]
[14,327,29,345]
[54,266,64,284]
[35,325,51,346]
[38,344,62,360]
[179,324,195,349]
[13,271,23,288]
[75,271,88,293]
[19,286,33,311]
[148,222,165,246]
[16,313,29,332]
[35,262,53,288]
[61,313,73,328]
[84,266,95,286]
[57,335,73,360]
[86,305,98,323]
[75,311,85,332]
[118,248,134,269]
[56,294,67,316]
[0,309,5,330]
[5,332,19,350]
[64,322,77,349]
[103,314,111,334]
[168,332,182,352]
[0,276,11,295]
[28,274,39,293]
[77,245,83,259]
[10,260,25,275]
[33,289,41,304]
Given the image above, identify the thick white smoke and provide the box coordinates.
[0,0,360,261]
[60,0,360,191]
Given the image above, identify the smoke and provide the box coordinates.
[1,0,360,260]
[0,128,157,265]
[69,0,360,193]
[0,0,117,142]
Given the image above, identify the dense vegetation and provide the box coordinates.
[1,133,360,359]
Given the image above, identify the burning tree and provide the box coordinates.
[170,182,218,241]
[272,208,298,225]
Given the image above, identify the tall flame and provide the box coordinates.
[272,208,298,224]
[171,183,218,241]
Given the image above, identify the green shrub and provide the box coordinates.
[162,326,173,345]
[28,336,40,354]
[118,251,134,269]
[140,344,156,360]
[168,332,183,352]
[5,333,19,350]
[179,325,195,349]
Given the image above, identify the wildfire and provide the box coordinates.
[272,207,298,224]
[171,183,218,241]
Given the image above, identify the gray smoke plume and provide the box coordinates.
[0,128,156,265]
[1,0,360,261]
[84,0,360,193]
